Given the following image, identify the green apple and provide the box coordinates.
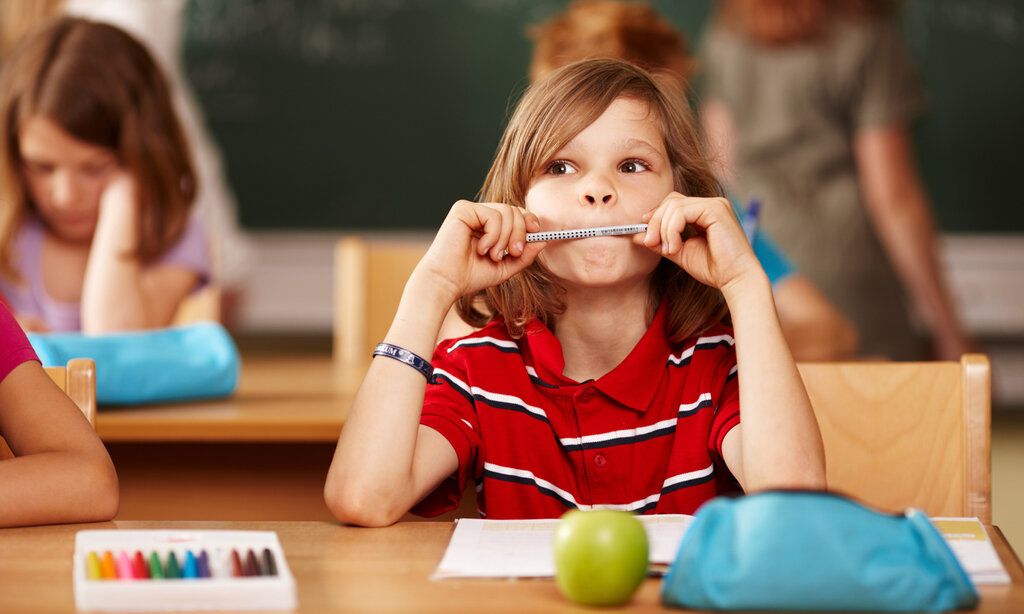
[553,510,650,606]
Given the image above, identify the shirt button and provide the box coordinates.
[593,454,607,468]
[577,389,594,403]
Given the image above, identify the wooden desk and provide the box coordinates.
[1,521,1021,613]
[94,353,357,521]
[96,354,351,443]
[91,353,478,522]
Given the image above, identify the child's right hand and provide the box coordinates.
[412,201,547,305]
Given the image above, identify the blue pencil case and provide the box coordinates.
[662,491,978,612]
[28,323,240,405]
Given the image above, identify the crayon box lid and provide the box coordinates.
[73,529,297,612]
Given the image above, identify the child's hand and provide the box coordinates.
[635,193,764,292]
[98,171,138,218]
[413,201,547,304]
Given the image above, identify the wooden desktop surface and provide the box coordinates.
[0,520,1021,613]
[95,354,349,443]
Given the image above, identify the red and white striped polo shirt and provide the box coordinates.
[413,298,741,519]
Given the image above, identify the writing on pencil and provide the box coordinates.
[525,224,648,243]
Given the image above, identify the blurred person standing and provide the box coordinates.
[701,0,971,359]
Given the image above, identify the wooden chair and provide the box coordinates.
[334,235,433,385]
[799,354,991,522]
[44,358,97,426]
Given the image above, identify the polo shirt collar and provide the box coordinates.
[521,299,671,414]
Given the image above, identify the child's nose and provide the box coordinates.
[580,180,617,206]
[51,172,81,209]
[583,192,614,205]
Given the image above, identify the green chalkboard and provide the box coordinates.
[183,0,1023,232]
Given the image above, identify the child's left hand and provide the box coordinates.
[634,192,764,292]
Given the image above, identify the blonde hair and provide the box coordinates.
[529,0,694,84]
[0,17,196,281]
[457,58,727,342]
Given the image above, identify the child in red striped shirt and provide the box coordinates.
[326,59,825,525]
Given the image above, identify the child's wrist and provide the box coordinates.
[385,278,456,358]
[720,270,772,306]
[401,274,458,318]
[94,188,140,248]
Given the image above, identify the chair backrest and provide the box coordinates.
[334,235,432,383]
[44,358,97,426]
[798,354,991,522]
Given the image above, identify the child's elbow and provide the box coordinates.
[789,450,828,491]
[789,468,827,491]
[324,477,403,528]
[79,457,120,522]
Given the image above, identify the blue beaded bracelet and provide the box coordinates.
[372,343,433,381]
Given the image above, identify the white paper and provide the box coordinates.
[432,514,693,580]
[932,518,1012,585]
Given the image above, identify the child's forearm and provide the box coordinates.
[80,197,154,333]
[0,451,118,527]
[325,273,457,524]
[723,272,827,491]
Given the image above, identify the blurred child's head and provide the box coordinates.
[0,17,194,277]
[714,0,893,46]
[459,59,726,340]
[529,0,693,89]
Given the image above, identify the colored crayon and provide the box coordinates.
[245,549,260,576]
[166,551,182,579]
[148,551,164,579]
[86,552,102,580]
[208,551,232,578]
[132,551,149,579]
[230,549,244,577]
[183,551,199,579]
[115,551,134,579]
[100,551,117,580]
[262,548,278,576]
[198,550,211,578]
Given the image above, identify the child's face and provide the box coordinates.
[18,116,119,243]
[525,97,671,288]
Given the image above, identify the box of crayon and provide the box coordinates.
[73,530,297,612]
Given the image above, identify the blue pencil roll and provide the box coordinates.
[662,491,978,612]
[28,322,240,405]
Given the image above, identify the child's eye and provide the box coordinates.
[619,159,651,174]
[24,161,54,175]
[82,161,115,177]
[546,160,578,175]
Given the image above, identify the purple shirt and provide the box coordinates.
[0,300,38,382]
[0,215,211,332]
